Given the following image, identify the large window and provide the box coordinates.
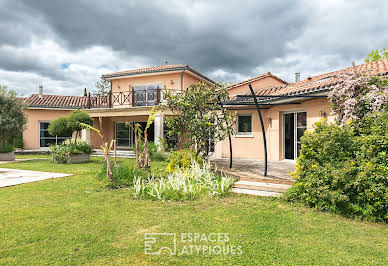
[39,122,68,148]
[237,114,252,135]
[133,83,161,106]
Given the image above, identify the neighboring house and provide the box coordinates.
[22,64,216,150]
[227,72,287,96]
[215,58,388,160]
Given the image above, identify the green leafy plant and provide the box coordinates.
[133,160,234,201]
[0,85,26,153]
[166,148,203,172]
[48,117,73,137]
[80,119,115,180]
[0,143,14,153]
[67,110,94,143]
[50,140,92,164]
[286,113,388,222]
[127,107,156,169]
[97,163,150,188]
[365,48,388,62]
[162,82,235,155]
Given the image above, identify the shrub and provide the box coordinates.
[50,140,93,163]
[98,163,150,188]
[0,85,26,152]
[132,141,167,161]
[48,117,73,137]
[67,110,94,142]
[286,113,388,222]
[166,148,203,172]
[0,142,14,153]
[151,151,167,161]
[12,133,23,149]
[133,160,234,201]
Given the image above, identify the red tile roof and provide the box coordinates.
[102,64,188,78]
[102,64,216,84]
[241,58,388,98]
[227,72,287,89]
[24,94,88,109]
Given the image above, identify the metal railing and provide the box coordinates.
[87,87,162,109]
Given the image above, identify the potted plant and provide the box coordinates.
[49,110,94,164]
[0,85,26,161]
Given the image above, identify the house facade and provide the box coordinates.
[215,58,388,160]
[21,58,388,161]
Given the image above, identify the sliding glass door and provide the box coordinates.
[283,112,306,160]
[115,123,132,147]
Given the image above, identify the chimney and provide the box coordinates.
[295,72,301,82]
[38,85,43,98]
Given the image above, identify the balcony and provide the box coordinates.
[87,87,162,109]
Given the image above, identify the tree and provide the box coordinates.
[365,48,388,62]
[94,78,111,96]
[67,110,94,143]
[328,71,388,125]
[0,85,26,152]
[83,88,87,96]
[163,82,236,155]
[48,117,73,137]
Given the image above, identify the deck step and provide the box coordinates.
[238,177,294,185]
[232,188,282,197]
[232,180,292,196]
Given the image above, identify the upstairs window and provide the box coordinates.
[133,83,161,106]
[237,114,252,135]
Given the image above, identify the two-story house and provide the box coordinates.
[22,64,217,150]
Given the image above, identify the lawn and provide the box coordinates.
[0,156,387,265]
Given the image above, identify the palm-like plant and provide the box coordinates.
[79,118,114,181]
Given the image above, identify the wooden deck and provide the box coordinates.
[211,158,296,197]
[211,158,295,181]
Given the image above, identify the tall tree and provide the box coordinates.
[163,82,235,155]
[0,85,26,151]
[365,48,388,62]
[83,88,87,96]
[94,78,111,96]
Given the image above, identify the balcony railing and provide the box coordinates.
[87,87,162,109]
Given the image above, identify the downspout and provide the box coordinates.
[180,67,188,91]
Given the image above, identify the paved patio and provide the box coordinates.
[0,168,72,188]
[211,158,295,181]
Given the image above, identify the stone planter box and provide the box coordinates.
[67,153,90,164]
[0,151,15,161]
[52,153,90,164]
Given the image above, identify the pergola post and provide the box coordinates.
[217,97,233,168]
[248,84,268,176]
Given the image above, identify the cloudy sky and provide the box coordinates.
[0,0,387,96]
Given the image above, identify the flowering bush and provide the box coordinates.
[328,71,388,125]
[286,113,388,222]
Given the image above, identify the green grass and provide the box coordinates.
[0,156,387,265]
